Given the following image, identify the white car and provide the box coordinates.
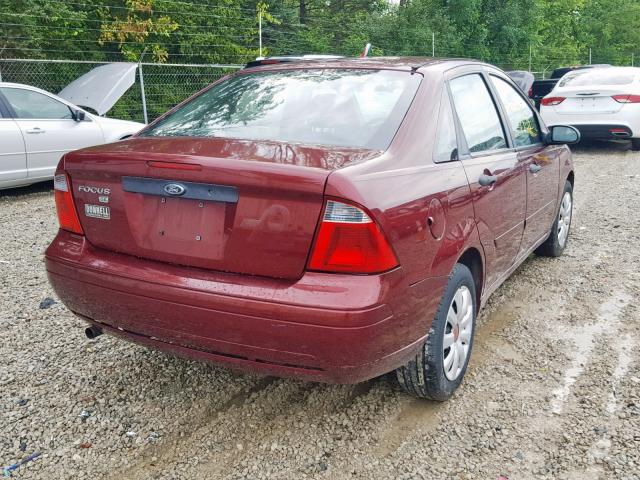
[0,64,145,190]
[540,66,640,151]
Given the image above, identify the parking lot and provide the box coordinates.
[1,143,639,480]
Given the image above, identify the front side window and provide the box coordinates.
[490,76,541,147]
[141,69,422,150]
[1,88,73,120]
[449,74,507,154]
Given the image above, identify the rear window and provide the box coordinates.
[141,69,422,150]
[558,69,637,87]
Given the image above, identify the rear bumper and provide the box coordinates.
[571,124,634,140]
[45,230,445,383]
[541,106,639,139]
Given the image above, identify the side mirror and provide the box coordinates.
[545,125,580,145]
[72,109,86,122]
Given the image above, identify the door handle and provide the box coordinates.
[529,163,542,173]
[26,128,46,134]
[478,174,498,187]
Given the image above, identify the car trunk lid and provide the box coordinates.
[63,137,380,279]
[552,87,626,115]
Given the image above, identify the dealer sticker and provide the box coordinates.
[85,204,110,220]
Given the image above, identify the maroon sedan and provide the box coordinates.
[46,58,579,400]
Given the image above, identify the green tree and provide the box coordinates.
[99,0,178,62]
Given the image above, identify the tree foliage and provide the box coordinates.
[98,0,179,62]
[1,0,639,71]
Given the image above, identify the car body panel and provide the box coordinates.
[460,150,526,288]
[0,117,27,182]
[551,88,625,115]
[92,116,148,143]
[518,144,561,251]
[46,230,446,383]
[64,137,379,279]
[58,63,138,116]
[16,117,104,180]
[45,58,574,383]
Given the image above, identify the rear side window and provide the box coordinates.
[490,76,541,147]
[433,90,458,163]
[0,88,73,120]
[142,69,422,150]
[558,69,636,87]
[449,74,507,154]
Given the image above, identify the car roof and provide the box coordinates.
[243,56,482,73]
[558,66,640,81]
[0,82,63,96]
[562,66,640,74]
[0,82,42,89]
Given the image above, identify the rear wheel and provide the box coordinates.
[631,139,640,151]
[395,264,476,401]
[535,180,573,257]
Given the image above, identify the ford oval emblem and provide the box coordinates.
[164,183,186,196]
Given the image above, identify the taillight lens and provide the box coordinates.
[54,173,84,235]
[612,94,640,103]
[541,96,566,106]
[307,200,399,274]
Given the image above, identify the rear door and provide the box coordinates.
[0,95,27,183]
[448,70,527,287]
[489,74,559,252]
[0,86,103,180]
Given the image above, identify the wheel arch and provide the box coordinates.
[567,170,574,187]
[456,247,484,310]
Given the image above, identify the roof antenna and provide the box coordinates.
[360,43,371,58]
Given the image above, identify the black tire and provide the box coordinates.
[631,139,640,151]
[535,180,573,257]
[395,263,477,401]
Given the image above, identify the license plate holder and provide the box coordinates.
[138,196,226,260]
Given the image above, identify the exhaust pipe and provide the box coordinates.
[610,129,631,138]
[85,326,103,339]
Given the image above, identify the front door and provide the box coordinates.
[0,115,27,183]
[488,74,560,252]
[0,87,103,179]
[448,72,527,287]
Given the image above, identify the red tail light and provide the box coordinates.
[612,94,640,104]
[541,96,566,106]
[528,86,533,98]
[307,200,399,274]
[54,173,84,235]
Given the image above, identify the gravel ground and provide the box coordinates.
[1,142,639,480]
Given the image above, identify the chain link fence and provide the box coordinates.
[0,58,243,123]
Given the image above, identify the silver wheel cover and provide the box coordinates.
[442,285,473,381]
[557,191,572,247]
